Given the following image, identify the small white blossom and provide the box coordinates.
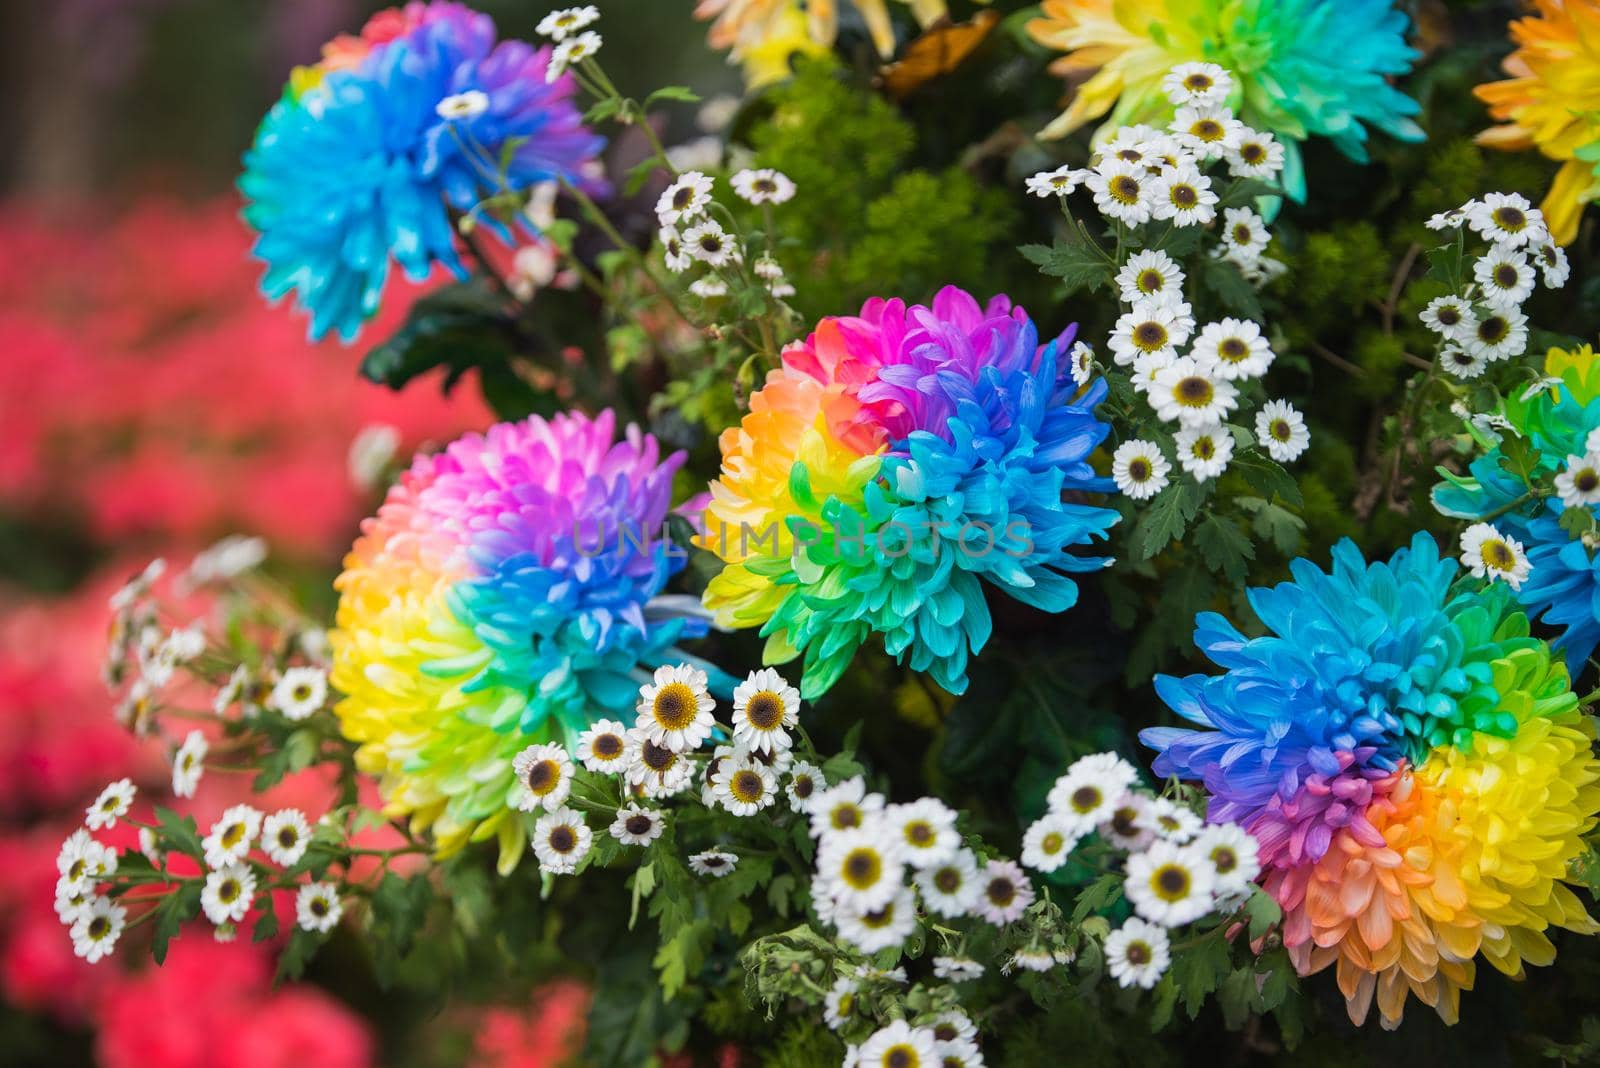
[70,897,126,963]
[295,881,343,933]
[1111,439,1171,500]
[85,779,136,831]
[201,863,257,925]
[1460,522,1532,590]
[1256,399,1310,462]
[536,6,599,40]
[262,809,312,867]
[1162,62,1233,107]
[268,667,327,721]
[731,167,795,204]
[435,90,490,121]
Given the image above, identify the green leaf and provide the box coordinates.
[628,861,656,930]
[152,882,202,965]
[275,928,321,982]
[1192,513,1255,583]
[1019,240,1116,296]
[1070,872,1123,925]
[252,903,280,943]
[1231,454,1303,507]
[1130,480,1206,560]
[1197,255,1265,320]
[644,86,701,108]
[1171,934,1232,1019]
[1244,887,1282,941]
[1217,177,1282,209]
[154,806,204,861]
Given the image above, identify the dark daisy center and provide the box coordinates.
[1493,205,1526,231]
[292,684,312,702]
[1494,263,1520,287]
[1137,269,1164,293]
[594,733,623,759]
[311,898,329,916]
[702,856,728,870]
[886,1048,915,1068]
[1134,322,1168,349]
[792,776,815,799]
[1071,785,1102,812]
[1117,148,1143,163]
[641,740,676,772]
[745,692,783,729]
[548,826,577,853]
[1194,119,1223,140]
[1269,419,1293,442]
[861,905,896,929]
[1483,541,1516,568]
[653,684,697,729]
[1128,458,1152,482]
[831,805,862,830]
[1212,846,1238,874]
[731,770,765,802]
[1232,224,1253,244]
[1219,338,1248,362]
[1111,806,1138,835]
[1042,832,1065,854]
[672,186,693,209]
[843,849,881,888]
[934,1023,958,1042]
[1154,865,1190,900]
[1125,941,1152,965]
[1478,316,1509,343]
[277,827,297,848]
[1192,437,1216,460]
[219,879,240,903]
[1171,184,1198,207]
[625,814,653,836]
[221,823,245,849]
[89,917,110,938]
[1111,175,1141,202]
[1184,73,1213,91]
[1578,470,1600,492]
[1437,305,1462,326]
[986,877,1016,906]
[525,760,557,792]
[754,178,777,193]
[1175,376,1214,405]
[934,868,961,893]
[1241,142,1265,163]
[906,821,934,846]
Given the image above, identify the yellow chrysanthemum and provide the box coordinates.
[1476,0,1600,244]
[695,0,965,83]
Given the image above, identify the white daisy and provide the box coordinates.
[1151,163,1218,226]
[1108,302,1190,366]
[536,6,600,40]
[730,667,799,754]
[435,90,489,121]
[268,666,326,721]
[1098,124,1163,167]
[295,881,343,933]
[885,798,959,868]
[1115,250,1185,305]
[1007,948,1057,974]
[201,863,257,925]
[138,827,163,867]
[1169,104,1243,159]
[1146,798,1203,842]
[1225,129,1284,180]
[213,665,248,717]
[1459,522,1532,590]
[1534,242,1571,289]
[930,1010,978,1047]
[807,776,886,838]
[1191,318,1273,381]
[1556,453,1600,509]
[1256,399,1310,463]
[753,256,784,281]
[1220,207,1270,261]
[1025,165,1083,198]
[1105,917,1172,989]
[688,276,727,299]
[1138,132,1197,173]
[202,805,262,869]
[576,718,630,773]
[85,778,136,831]
[1020,812,1081,873]
[1468,191,1547,248]
[609,803,665,846]
[656,171,714,226]
[1174,425,1234,482]
[624,731,694,799]
[713,755,779,816]
[1085,160,1150,225]
[1419,295,1477,341]
[818,825,905,911]
[261,809,312,867]
[57,829,115,889]
[1048,752,1139,827]
[512,742,574,812]
[974,858,1034,925]
[688,849,738,877]
[858,1020,939,1068]
[635,663,716,752]
[70,896,126,963]
[532,806,592,875]
[914,846,982,918]
[55,876,93,925]
[1125,839,1217,926]
[731,167,795,205]
[1426,206,1469,231]
[1191,823,1261,896]
[1467,306,1529,362]
[1150,358,1238,428]
[1068,341,1096,388]
[1100,792,1156,851]
[1474,246,1537,309]
[1129,350,1174,394]
[548,31,602,82]
[1439,343,1489,380]
[659,226,693,273]
[1162,62,1233,107]
[1111,439,1171,501]
[823,976,861,1031]
[172,729,208,799]
[682,220,737,269]
[786,761,826,809]
[835,885,918,953]
[932,956,985,982]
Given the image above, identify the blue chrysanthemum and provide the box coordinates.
[240,2,603,341]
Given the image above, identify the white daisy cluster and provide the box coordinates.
[56,822,126,963]
[1421,192,1566,380]
[655,169,797,300]
[1028,752,1260,991]
[193,804,341,937]
[537,6,603,83]
[511,663,815,877]
[848,1016,986,1068]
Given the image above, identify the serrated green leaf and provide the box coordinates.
[1130,480,1205,560]
[1197,255,1265,320]
[1019,240,1116,296]
[1244,887,1282,941]
[154,806,204,861]
[1192,513,1255,583]
[152,882,202,965]
[1070,872,1123,925]
[252,902,280,943]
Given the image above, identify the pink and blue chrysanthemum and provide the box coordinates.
[240,2,603,342]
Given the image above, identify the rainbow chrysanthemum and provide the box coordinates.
[1476,0,1600,245]
[1142,533,1600,1029]
[1435,345,1600,666]
[1025,0,1423,201]
[699,285,1118,698]
[240,2,603,342]
[330,411,709,868]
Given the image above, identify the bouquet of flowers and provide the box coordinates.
[50,2,1600,1065]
